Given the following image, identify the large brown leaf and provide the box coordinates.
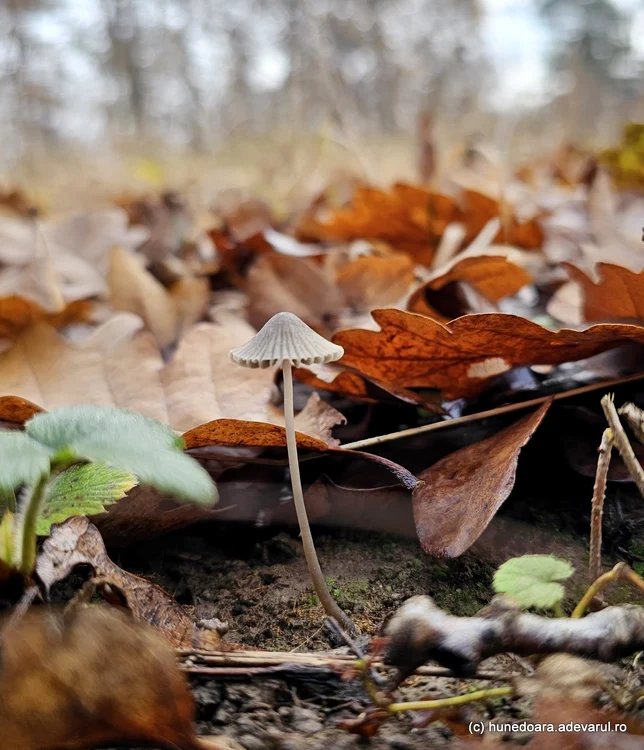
[334,308,644,399]
[0,314,343,441]
[412,400,550,557]
[336,251,415,312]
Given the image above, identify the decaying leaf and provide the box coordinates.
[336,251,415,312]
[0,604,235,749]
[0,314,344,440]
[408,255,532,320]
[246,253,344,333]
[108,247,210,347]
[294,361,443,409]
[36,516,221,649]
[565,262,644,323]
[412,401,550,557]
[335,309,644,400]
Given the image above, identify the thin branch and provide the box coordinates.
[385,593,644,678]
[388,687,513,713]
[589,428,613,582]
[342,372,644,452]
[601,394,644,498]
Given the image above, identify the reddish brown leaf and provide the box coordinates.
[566,262,644,323]
[183,418,330,451]
[408,255,532,320]
[36,516,221,649]
[0,604,234,750]
[294,363,444,410]
[412,400,550,557]
[0,395,43,424]
[460,189,544,249]
[296,183,461,266]
[334,308,644,400]
[0,297,92,339]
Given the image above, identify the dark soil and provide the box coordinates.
[98,497,644,750]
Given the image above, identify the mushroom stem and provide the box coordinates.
[282,361,356,634]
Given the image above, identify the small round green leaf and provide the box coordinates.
[493,555,574,610]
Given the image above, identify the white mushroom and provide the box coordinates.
[230,312,355,632]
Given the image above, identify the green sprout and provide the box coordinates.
[0,405,217,577]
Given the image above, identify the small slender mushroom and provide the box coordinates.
[230,312,355,633]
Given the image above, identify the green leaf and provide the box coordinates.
[26,406,217,507]
[0,431,53,491]
[493,555,574,610]
[26,405,183,454]
[36,463,138,536]
[0,487,16,514]
[0,511,14,567]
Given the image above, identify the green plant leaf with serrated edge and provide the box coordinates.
[36,463,138,536]
[493,555,574,610]
[26,405,217,506]
[0,432,53,491]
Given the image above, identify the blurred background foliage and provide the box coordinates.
[1,0,644,204]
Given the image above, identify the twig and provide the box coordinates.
[601,394,644,498]
[176,648,506,681]
[589,428,613,582]
[342,372,644,451]
[388,687,513,713]
[385,593,644,678]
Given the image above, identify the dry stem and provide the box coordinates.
[589,428,613,582]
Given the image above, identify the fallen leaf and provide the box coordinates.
[336,251,415,312]
[459,189,544,249]
[108,246,178,348]
[565,262,644,323]
[183,419,330,452]
[36,516,220,649]
[0,314,344,440]
[334,308,644,400]
[294,361,443,409]
[408,255,532,320]
[246,252,344,333]
[0,603,235,749]
[412,401,550,556]
[296,183,461,266]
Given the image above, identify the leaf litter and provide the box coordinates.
[7,135,644,747]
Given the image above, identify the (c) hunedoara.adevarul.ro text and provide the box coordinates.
[468,721,628,735]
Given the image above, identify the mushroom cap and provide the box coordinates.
[230,312,344,369]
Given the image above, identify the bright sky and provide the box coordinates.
[482,0,644,108]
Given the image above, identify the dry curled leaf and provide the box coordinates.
[293,362,443,409]
[0,604,236,750]
[36,516,221,649]
[412,401,550,557]
[334,309,644,400]
[565,262,644,323]
[408,255,532,320]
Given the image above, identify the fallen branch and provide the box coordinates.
[589,427,613,582]
[384,594,644,678]
[176,647,506,681]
